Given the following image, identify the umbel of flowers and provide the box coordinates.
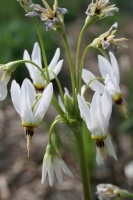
[0,0,130,200]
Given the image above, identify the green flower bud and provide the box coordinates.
[64,93,74,116]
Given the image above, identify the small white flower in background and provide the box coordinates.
[42,144,73,186]
[78,91,117,165]
[82,52,124,105]
[23,42,63,91]
[96,183,119,200]
[10,78,53,156]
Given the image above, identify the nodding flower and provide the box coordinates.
[23,42,63,91]
[78,91,117,165]
[10,79,53,157]
[82,52,127,115]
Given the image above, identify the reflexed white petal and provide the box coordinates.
[90,93,104,135]
[20,79,34,124]
[109,51,120,84]
[96,148,103,165]
[105,75,120,93]
[31,42,42,68]
[23,50,35,79]
[64,87,71,98]
[82,69,104,93]
[81,85,86,96]
[47,157,54,186]
[34,83,53,125]
[54,158,63,186]
[58,95,66,112]
[61,160,73,177]
[96,93,105,133]
[10,80,21,115]
[41,160,47,184]
[77,95,91,129]
[49,60,63,80]
[105,135,117,161]
[0,77,9,101]
[98,55,114,80]
[49,48,60,70]
[101,90,112,124]
[21,78,36,107]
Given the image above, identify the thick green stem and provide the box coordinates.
[72,122,92,200]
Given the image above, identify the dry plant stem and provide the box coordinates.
[72,123,92,200]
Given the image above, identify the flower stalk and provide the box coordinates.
[71,122,92,200]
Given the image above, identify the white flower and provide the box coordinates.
[0,60,21,101]
[82,52,122,104]
[41,145,73,186]
[23,42,63,90]
[78,91,117,165]
[10,78,53,156]
[0,71,10,101]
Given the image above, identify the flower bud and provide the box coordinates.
[64,93,74,116]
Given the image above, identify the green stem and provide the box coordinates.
[61,32,76,103]
[72,122,92,200]
[75,25,87,93]
[34,18,50,81]
[79,45,91,93]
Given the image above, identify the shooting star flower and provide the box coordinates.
[23,42,63,91]
[10,78,53,156]
[78,91,117,165]
[42,144,73,186]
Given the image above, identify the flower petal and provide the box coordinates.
[41,160,47,184]
[98,55,114,80]
[48,48,60,70]
[109,51,120,84]
[61,160,73,177]
[82,69,104,93]
[31,42,42,68]
[54,157,64,186]
[49,60,63,80]
[34,83,53,125]
[105,135,117,161]
[77,94,91,129]
[21,78,36,107]
[90,92,105,136]
[101,90,112,125]
[96,147,103,165]
[23,50,35,80]
[58,95,66,112]
[21,79,35,124]
[47,157,54,186]
[10,80,21,115]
